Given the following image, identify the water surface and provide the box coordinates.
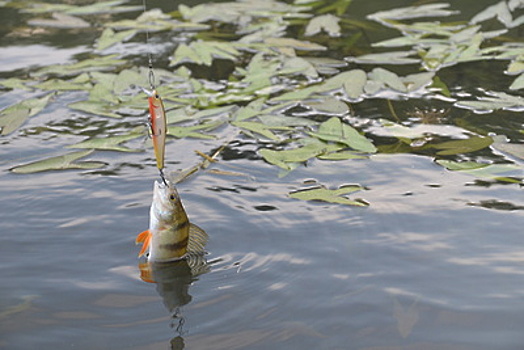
[1,0,523,349]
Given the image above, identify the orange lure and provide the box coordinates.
[148,90,167,171]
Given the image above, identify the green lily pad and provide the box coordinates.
[427,136,493,155]
[308,117,377,153]
[260,139,342,170]
[68,100,121,118]
[289,185,368,206]
[232,121,290,141]
[33,55,126,77]
[368,3,458,23]
[96,28,137,51]
[28,13,90,29]
[455,91,524,113]
[11,150,106,174]
[368,67,407,92]
[346,51,420,65]
[436,159,521,182]
[305,14,341,37]
[168,120,224,139]
[0,94,53,135]
[318,150,368,160]
[264,37,326,51]
[67,133,143,152]
[0,78,32,91]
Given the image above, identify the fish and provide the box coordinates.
[136,179,208,263]
[148,89,167,171]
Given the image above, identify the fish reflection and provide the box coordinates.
[139,257,209,349]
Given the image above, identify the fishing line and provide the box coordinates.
[142,0,156,90]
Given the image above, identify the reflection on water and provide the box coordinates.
[138,257,209,349]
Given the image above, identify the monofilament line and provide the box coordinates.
[142,0,156,90]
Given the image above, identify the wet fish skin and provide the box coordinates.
[136,180,208,262]
[148,90,167,171]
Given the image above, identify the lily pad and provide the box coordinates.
[232,121,290,141]
[260,139,342,170]
[11,150,106,174]
[436,159,521,182]
[308,117,377,153]
[289,185,368,206]
[426,136,493,155]
[67,133,143,152]
[0,94,53,135]
[305,14,341,37]
[96,28,137,51]
[28,13,90,29]
[455,91,524,113]
[168,120,224,139]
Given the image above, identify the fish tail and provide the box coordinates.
[136,230,152,257]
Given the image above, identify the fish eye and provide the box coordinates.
[169,194,176,201]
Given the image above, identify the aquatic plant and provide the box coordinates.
[1,0,523,204]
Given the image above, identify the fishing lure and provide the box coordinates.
[147,89,167,180]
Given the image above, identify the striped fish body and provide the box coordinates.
[136,180,208,262]
[148,90,167,171]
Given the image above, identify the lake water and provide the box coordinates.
[1,0,523,349]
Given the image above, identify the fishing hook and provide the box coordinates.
[159,168,168,186]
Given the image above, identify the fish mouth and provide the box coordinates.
[153,179,177,207]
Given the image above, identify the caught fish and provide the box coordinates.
[148,89,167,171]
[136,180,208,262]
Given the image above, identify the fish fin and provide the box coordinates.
[138,262,155,283]
[187,224,208,254]
[136,230,152,258]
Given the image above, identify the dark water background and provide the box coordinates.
[1,0,523,349]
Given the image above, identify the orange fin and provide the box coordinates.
[138,262,155,283]
[136,230,152,258]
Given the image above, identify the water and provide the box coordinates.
[1,0,524,349]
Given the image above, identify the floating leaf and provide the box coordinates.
[10,150,106,174]
[0,78,32,91]
[455,91,524,113]
[426,136,493,155]
[308,117,377,153]
[305,14,341,37]
[264,37,326,51]
[471,1,514,28]
[260,139,342,170]
[168,120,224,139]
[492,135,524,161]
[67,133,143,152]
[33,55,126,77]
[303,97,349,115]
[436,159,521,182]
[368,67,407,92]
[347,51,420,65]
[342,69,367,100]
[34,79,91,91]
[28,13,90,28]
[68,101,121,118]
[289,185,368,206]
[232,121,290,140]
[24,0,141,15]
[279,57,318,78]
[0,94,53,135]
[0,109,29,136]
[509,73,524,90]
[368,3,458,23]
[318,150,368,160]
[96,28,137,51]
